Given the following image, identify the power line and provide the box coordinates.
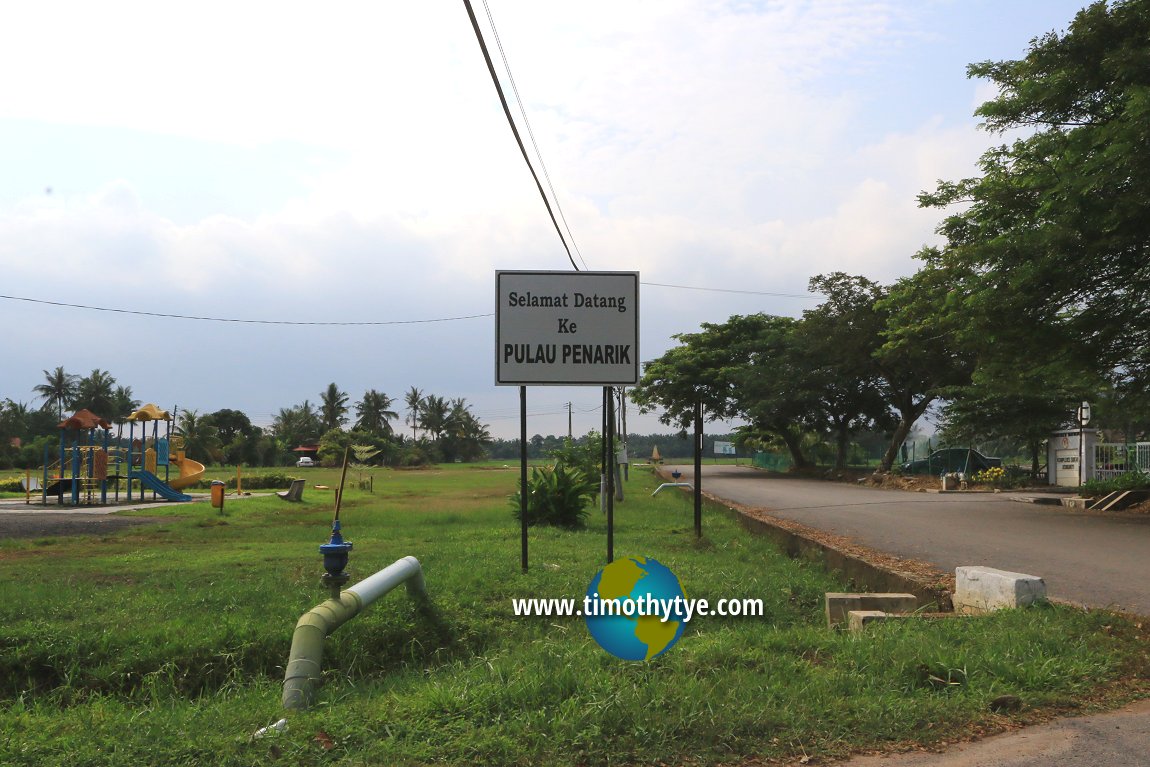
[0,281,820,327]
[642,282,820,298]
[461,0,579,271]
[481,0,588,271]
[0,294,492,326]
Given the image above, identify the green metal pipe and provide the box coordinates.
[282,556,426,710]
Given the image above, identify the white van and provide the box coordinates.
[296,456,316,468]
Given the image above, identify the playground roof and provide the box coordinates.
[126,403,171,422]
[58,409,112,431]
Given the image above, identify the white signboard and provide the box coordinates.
[714,441,735,455]
[496,271,639,385]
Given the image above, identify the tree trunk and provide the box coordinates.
[779,428,808,469]
[1029,439,1042,480]
[879,396,933,471]
[879,418,914,472]
[835,424,850,470]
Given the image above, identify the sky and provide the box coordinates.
[0,0,1090,441]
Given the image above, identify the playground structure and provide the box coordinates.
[124,403,205,502]
[40,404,205,506]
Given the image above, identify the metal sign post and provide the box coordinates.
[1077,401,1091,487]
[694,400,703,538]
[606,386,615,564]
[520,386,528,573]
[496,271,639,572]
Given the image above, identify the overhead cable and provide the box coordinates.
[642,282,821,298]
[461,0,579,271]
[0,281,820,326]
[481,0,588,271]
[0,294,491,326]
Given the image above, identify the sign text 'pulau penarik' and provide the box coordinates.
[495,271,639,386]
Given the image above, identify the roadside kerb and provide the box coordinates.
[653,470,954,611]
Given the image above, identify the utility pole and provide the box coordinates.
[567,401,572,441]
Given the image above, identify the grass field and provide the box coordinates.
[0,464,1147,766]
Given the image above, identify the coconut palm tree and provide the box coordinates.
[110,385,140,421]
[439,398,492,462]
[404,386,424,441]
[319,383,349,432]
[176,409,222,464]
[272,400,322,450]
[354,390,398,436]
[73,369,117,417]
[33,366,78,419]
[418,394,450,441]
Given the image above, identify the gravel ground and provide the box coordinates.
[0,505,176,540]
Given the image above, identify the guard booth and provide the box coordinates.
[1048,429,1097,487]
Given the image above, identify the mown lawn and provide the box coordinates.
[0,464,1146,766]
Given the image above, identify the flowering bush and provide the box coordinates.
[970,466,1007,487]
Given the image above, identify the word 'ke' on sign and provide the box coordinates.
[496,270,639,386]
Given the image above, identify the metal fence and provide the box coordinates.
[1094,442,1150,480]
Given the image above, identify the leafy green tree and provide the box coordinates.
[798,273,894,469]
[354,390,398,436]
[204,409,255,444]
[204,409,262,465]
[873,266,976,471]
[319,383,349,432]
[549,431,604,479]
[316,427,350,467]
[631,314,768,427]
[0,400,32,468]
[733,316,822,468]
[633,313,819,468]
[939,360,1099,477]
[919,0,1150,382]
[34,366,78,419]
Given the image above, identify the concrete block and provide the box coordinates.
[953,566,1046,615]
[825,592,918,627]
[847,610,895,631]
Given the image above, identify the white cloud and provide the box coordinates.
[0,0,1088,438]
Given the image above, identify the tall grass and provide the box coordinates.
[0,464,1145,766]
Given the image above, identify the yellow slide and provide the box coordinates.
[169,454,206,490]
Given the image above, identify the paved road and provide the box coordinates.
[666,465,1150,766]
[670,465,1150,615]
[843,698,1150,767]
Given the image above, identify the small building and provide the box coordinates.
[1048,429,1096,487]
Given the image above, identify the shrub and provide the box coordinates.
[548,433,603,479]
[188,472,297,490]
[510,464,597,529]
[1083,470,1150,496]
[969,466,1007,487]
[226,472,296,490]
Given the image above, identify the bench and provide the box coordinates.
[277,478,305,502]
